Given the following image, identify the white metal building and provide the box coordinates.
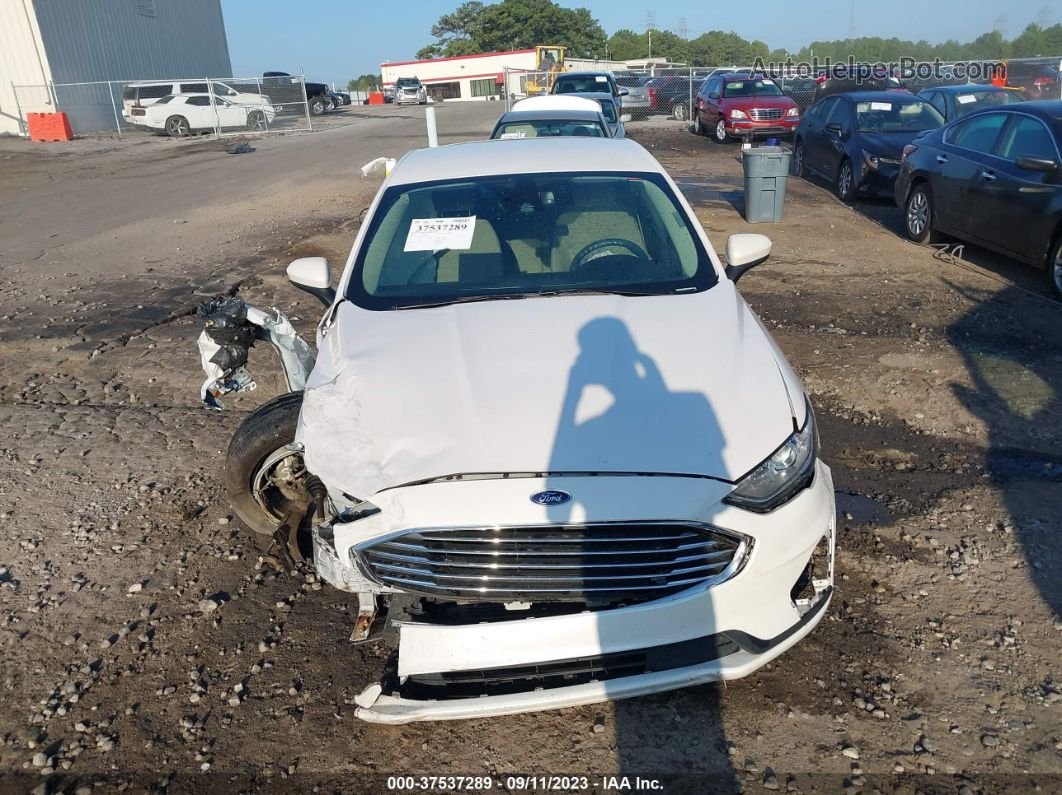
[0,0,232,136]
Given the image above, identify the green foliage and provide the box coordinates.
[419,0,605,58]
[348,74,383,92]
[418,4,1061,66]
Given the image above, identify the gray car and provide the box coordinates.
[393,76,427,105]
[615,75,651,117]
[559,91,629,138]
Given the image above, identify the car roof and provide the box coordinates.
[831,91,923,103]
[389,139,661,186]
[497,109,604,123]
[513,95,602,113]
[928,84,1015,94]
[556,71,612,79]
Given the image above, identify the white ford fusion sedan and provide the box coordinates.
[200,137,835,724]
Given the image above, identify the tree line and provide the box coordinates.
[412,0,1061,65]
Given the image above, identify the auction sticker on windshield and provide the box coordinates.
[870,102,893,111]
[957,94,976,104]
[404,217,477,252]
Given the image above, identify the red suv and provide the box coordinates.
[694,73,801,143]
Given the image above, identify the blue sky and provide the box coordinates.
[221,0,1055,85]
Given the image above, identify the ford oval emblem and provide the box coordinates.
[530,489,572,506]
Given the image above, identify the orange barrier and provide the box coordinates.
[27,112,74,142]
[368,92,385,105]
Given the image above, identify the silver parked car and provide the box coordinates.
[615,75,651,117]
[393,76,427,105]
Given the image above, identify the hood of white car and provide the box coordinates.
[298,287,797,498]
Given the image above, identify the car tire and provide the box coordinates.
[692,112,704,136]
[224,392,307,536]
[835,158,856,203]
[309,97,326,115]
[165,115,190,137]
[714,119,729,144]
[672,102,688,122]
[246,110,267,131]
[324,98,335,112]
[904,183,939,245]
[1047,235,1062,301]
[793,140,807,177]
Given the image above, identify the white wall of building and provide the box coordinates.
[1,0,232,136]
[382,50,540,102]
[0,0,54,135]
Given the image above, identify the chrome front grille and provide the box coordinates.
[750,108,784,121]
[356,523,747,604]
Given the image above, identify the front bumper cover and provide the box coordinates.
[314,461,836,723]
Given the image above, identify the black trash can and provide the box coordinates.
[742,145,791,223]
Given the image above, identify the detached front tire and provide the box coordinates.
[224,392,306,535]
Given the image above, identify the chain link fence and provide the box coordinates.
[502,58,1062,129]
[10,75,316,139]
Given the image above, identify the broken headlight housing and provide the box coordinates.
[724,401,817,513]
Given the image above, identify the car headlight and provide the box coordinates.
[786,107,800,117]
[863,150,881,170]
[724,401,817,513]
[730,109,748,119]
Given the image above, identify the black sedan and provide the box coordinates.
[918,84,1027,121]
[895,101,1062,299]
[793,91,945,201]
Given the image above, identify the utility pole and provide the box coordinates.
[847,0,855,44]
[645,11,655,60]
[678,17,688,40]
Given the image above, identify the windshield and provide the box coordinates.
[724,79,783,98]
[348,171,716,310]
[554,75,612,93]
[494,120,604,139]
[396,78,420,87]
[954,90,1024,117]
[855,100,944,132]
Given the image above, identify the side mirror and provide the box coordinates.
[287,256,336,306]
[1015,156,1060,173]
[619,88,630,97]
[620,113,632,124]
[725,234,772,283]
[825,122,845,138]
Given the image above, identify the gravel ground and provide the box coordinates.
[0,110,1059,794]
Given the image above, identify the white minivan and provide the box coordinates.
[197,137,836,724]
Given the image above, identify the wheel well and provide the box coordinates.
[904,175,929,206]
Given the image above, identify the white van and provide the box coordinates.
[122,80,269,126]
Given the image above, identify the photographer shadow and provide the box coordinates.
[546,316,737,792]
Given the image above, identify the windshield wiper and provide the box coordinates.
[393,287,667,310]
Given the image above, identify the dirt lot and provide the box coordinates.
[0,108,1059,794]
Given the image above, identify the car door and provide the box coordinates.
[976,113,1061,260]
[802,96,838,174]
[936,112,1010,237]
[215,98,248,128]
[816,97,852,178]
[698,78,722,128]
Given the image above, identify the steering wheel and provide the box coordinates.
[570,238,650,274]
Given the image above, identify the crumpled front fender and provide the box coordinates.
[196,297,315,409]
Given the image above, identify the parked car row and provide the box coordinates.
[123,72,350,135]
[785,83,1061,298]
